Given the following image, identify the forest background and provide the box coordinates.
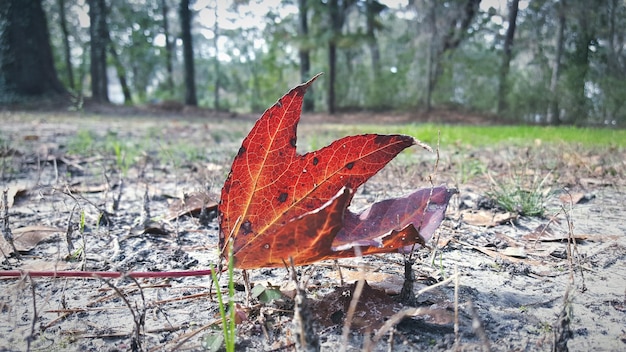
[1,0,625,126]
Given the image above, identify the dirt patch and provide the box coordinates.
[1,112,625,351]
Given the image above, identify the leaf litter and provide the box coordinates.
[0,104,625,351]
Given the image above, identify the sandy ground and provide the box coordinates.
[0,111,624,352]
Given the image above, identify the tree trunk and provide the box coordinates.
[425,0,438,112]
[547,0,565,125]
[108,42,132,104]
[365,0,381,77]
[327,0,340,114]
[179,0,197,106]
[423,0,481,112]
[568,4,593,124]
[328,42,337,114]
[88,0,109,103]
[161,0,174,95]
[299,0,314,112]
[496,0,519,116]
[213,2,220,110]
[0,0,67,101]
[57,0,75,90]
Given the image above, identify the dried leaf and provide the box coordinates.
[501,247,527,258]
[70,183,110,193]
[461,209,517,227]
[5,185,29,208]
[166,192,218,221]
[0,226,62,254]
[558,192,594,205]
[327,270,405,295]
[522,224,595,242]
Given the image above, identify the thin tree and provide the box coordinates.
[567,0,595,124]
[108,40,133,104]
[496,0,520,116]
[423,0,481,112]
[299,0,314,112]
[0,0,67,101]
[425,0,438,112]
[88,0,109,103]
[57,0,75,90]
[213,2,220,110]
[161,0,174,95]
[547,0,566,125]
[326,0,355,114]
[180,0,197,106]
[327,0,340,114]
[365,0,384,77]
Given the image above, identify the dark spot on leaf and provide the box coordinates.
[237,147,246,157]
[346,162,355,170]
[276,101,282,108]
[312,157,319,165]
[278,192,288,203]
[374,135,388,144]
[290,138,297,148]
[241,220,253,235]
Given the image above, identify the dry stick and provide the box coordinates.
[113,176,124,212]
[552,285,573,352]
[290,257,320,352]
[130,276,148,351]
[387,329,394,352]
[141,183,150,228]
[100,277,144,351]
[454,265,460,350]
[427,131,444,267]
[563,202,586,292]
[1,188,20,260]
[0,269,216,279]
[160,319,222,352]
[334,259,345,286]
[467,300,491,352]
[65,203,77,254]
[340,247,365,351]
[398,258,417,305]
[25,275,39,352]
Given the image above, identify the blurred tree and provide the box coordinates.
[298,0,314,111]
[57,0,75,90]
[422,0,482,112]
[496,0,519,116]
[365,0,385,77]
[564,0,596,124]
[326,0,357,114]
[547,0,565,124]
[161,0,174,95]
[107,32,132,104]
[213,2,221,110]
[180,0,197,106]
[0,0,67,103]
[88,0,108,102]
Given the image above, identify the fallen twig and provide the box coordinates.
[0,269,216,279]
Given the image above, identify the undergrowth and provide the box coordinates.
[486,171,553,217]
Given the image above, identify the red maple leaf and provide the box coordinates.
[219,74,455,269]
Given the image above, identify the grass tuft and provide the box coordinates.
[487,172,552,217]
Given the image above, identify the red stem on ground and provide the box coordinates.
[0,269,216,279]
